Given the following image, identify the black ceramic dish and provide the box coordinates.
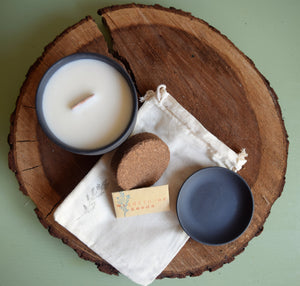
[36,53,138,156]
[177,167,254,245]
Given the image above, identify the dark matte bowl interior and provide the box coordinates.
[177,167,254,245]
[36,53,138,156]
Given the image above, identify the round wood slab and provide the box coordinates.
[8,4,288,279]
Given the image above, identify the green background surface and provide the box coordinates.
[0,0,299,285]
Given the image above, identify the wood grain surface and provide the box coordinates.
[8,4,288,280]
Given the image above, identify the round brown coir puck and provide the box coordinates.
[111,132,170,190]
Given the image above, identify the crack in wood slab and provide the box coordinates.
[22,105,36,109]
[21,165,41,172]
[16,140,37,143]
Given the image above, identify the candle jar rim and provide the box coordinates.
[36,52,138,156]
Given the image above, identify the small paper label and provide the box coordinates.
[112,185,170,218]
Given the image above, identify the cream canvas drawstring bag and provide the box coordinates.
[54,85,247,285]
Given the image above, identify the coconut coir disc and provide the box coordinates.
[111,132,170,190]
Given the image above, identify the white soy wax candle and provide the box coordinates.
[36,53,137,155]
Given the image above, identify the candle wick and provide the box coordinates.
[70,93,96,110]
